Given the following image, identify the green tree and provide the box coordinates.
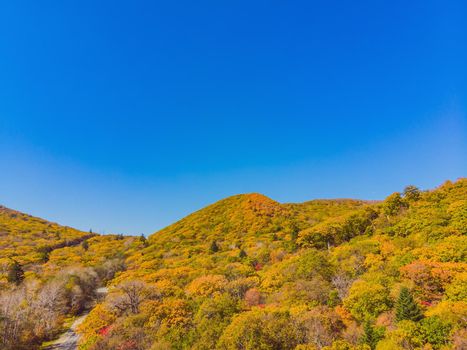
[218,309,303,350]
[395,287,423,322]
[210,240,219,253]
[382,192,407,218]
[419,316,452,350]
[7,260,25,285]
[360,321,384,350]
[403,185,421,202]
[343,281,392,321]
[239,249,247,259]
[139,234,149,247]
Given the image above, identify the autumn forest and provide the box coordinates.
[0,178,466,350]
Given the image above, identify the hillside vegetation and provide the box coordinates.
[77,178,466,350]
[0,206,94,266]
[0,207,146,349]
[0,179,465,350]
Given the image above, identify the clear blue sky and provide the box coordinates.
[0,1,465,235]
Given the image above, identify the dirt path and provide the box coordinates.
[42,287,108,350]
[42,314,88,350]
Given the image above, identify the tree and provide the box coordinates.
[403,185,421,202]
[210,240,219,253]
[360,321,384,350]
[382,193,406,218]
[109,280,160,314]
[300,306,345,349]
[395,287,423,322]
[331,272,354,300]
[193,293,239,349]
[140,234,149,247]
[37,245,51,262]
[419,316,452,349]
[218,309,304,350]
[244,288,262,307]
[343,281,391,321]
[186,275,228,297]
[7,260,24,285]
[239,249,247,259]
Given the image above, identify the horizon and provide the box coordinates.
[0,178,462,236]
[1,1,466,235]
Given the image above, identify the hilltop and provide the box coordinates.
[81,178,466,350]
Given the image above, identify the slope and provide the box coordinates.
[78,178,467,350]
[0,205,94,265]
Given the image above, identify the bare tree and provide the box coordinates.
[108,280,160,314]
[331,272,354,300]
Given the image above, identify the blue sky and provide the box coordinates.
[0,0,465,235]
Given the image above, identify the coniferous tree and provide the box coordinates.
[396,287,423,322]
[209,240,219,253]
[239,249,247,258]
[139,234,148,247]
[361,321,384,350]
[7,260,25,285]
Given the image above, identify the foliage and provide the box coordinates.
[343,281,391,321]
[218,308,303,350]
[360,321,384,350]
[6,260,25,285]
[395,287,423,322]
[2,178,467,350]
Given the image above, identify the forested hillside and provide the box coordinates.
[0,207,146,349]
[76,178,466,350]
[0,179,465,349]
[0,206,94,266]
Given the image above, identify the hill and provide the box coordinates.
[1,179,466,350]
[76,179,466,350]
[0,207,145,350]
[0,205,94,265]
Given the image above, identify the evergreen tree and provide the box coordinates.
[361,321,384,350]
[139,234,148,247]
[209,240,219,253]
[238,249,247,258]
[396,287,423,322]
[7,260,25,285]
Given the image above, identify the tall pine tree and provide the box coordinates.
[396,287,423,322]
